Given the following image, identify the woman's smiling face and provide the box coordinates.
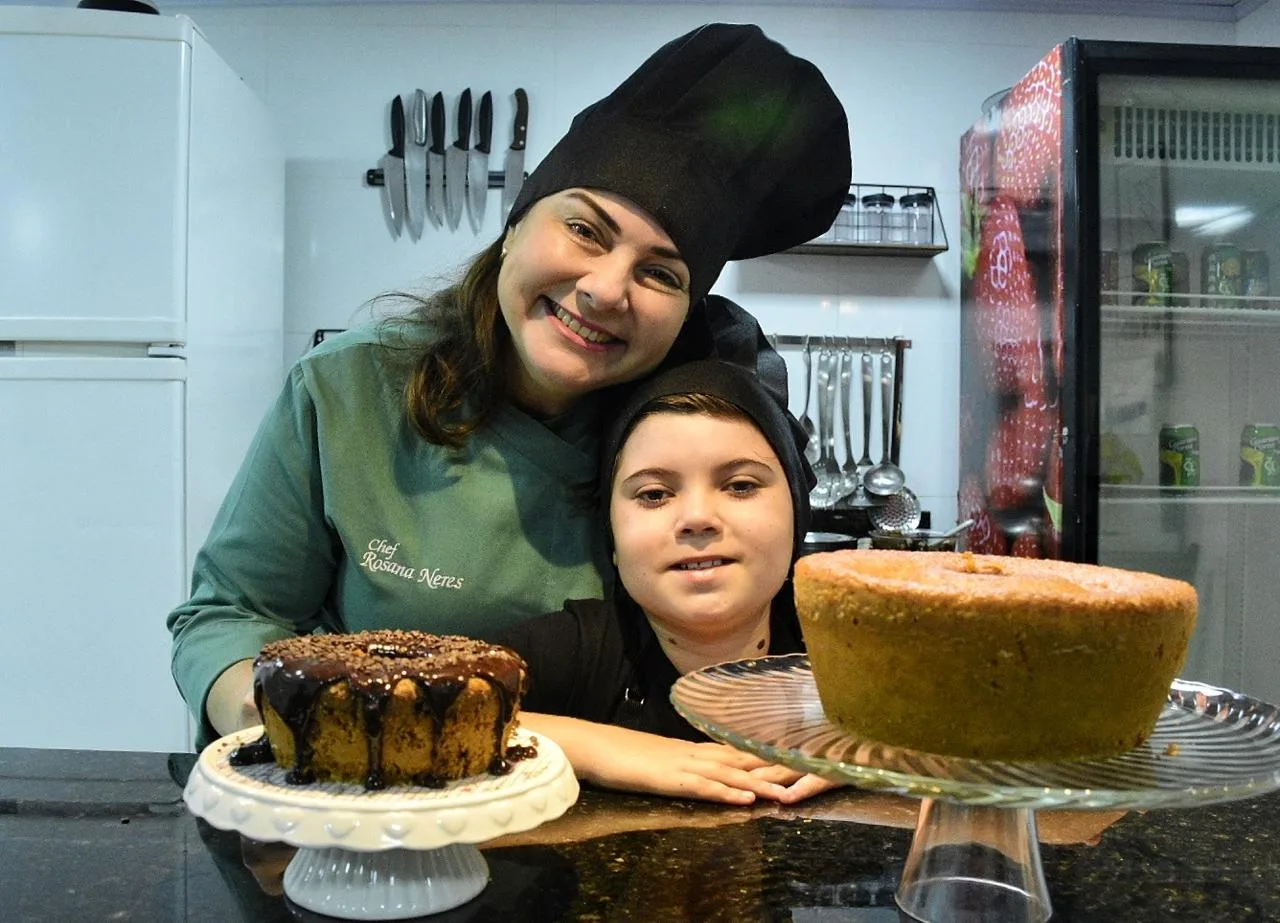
[497,189,692,417]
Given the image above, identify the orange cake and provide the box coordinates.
[230,630,528,789]
[794,551,1197,761]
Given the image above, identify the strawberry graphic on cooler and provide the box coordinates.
[994,45,1062,207]
[1010,530,1043,559]
[962,127,994,205]
[985,388,1056,510]
[959,474,1007,556]
[959,389,980,464]
[972,196,1044,396]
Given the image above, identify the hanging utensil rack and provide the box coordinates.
[770,336,911,463]
[770,333,923,536]
[769,334,910,353]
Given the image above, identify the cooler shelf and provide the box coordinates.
[1100,484,1280,504]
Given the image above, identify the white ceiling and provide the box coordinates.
[7,0,1272,22]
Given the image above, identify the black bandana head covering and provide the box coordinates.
[507,22,851,308]
[602,358,814,563]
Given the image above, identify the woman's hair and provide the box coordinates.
[379,239,508,448]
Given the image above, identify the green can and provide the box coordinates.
[1132,242,1173,307]
[1159,424,1200,487]
[1171,250,1191,307]
[1240,424,1280,487]
[1244,250,1270,309]
[1201,243,1243,303]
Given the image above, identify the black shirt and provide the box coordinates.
[493,586,805,742]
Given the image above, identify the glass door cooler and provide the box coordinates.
[960,38,1280,704]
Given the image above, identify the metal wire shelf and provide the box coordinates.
[788,183,948,257]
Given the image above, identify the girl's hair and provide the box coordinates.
[378,238,508,449]
[608,392,749,486]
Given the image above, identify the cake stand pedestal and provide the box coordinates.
[184,727,578,920]
[671,654,1280,923]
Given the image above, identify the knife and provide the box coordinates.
[379,95,407,237]
[502,88,529,221]
[445,88,472,231]
[427,92,446,229]
[404,89,428,238]
[467,91,493,233]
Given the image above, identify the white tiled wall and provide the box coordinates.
[171,0,1260,524]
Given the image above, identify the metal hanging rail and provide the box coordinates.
[768,334,912,468]
[768,334,911,351]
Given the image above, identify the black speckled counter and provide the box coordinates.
[2,746,1278,922]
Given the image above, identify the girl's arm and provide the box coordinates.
[518,712,835,806]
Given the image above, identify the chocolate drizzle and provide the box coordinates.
[492,740,539,775]
[252,630,526,790]
[228,733,273,767]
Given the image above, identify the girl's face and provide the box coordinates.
[498,189,692,417]
[609,411,794,642]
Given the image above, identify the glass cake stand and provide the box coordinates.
[671,653,1280,923]
[184,726,578,920]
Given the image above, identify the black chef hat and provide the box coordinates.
[507,23,851,308]
[602,356,814,563]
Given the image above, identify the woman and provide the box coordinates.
[496,359,836,805]
[168,22,850,746]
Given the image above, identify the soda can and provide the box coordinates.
[1171,250,1190,307]
[1243,250,1270,310]
[1201,243,1243,304]
[1159,424,1200,487]
[1132,242,1173,307]
[1240,423,1280,487]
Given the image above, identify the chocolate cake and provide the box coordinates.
[231,630,528,789]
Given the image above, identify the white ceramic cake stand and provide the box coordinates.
[671,653,1280,923]
[184,726,578,920]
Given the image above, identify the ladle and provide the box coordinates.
[799,338,818,465]
[838,351,878,508]
[863,352,906,496]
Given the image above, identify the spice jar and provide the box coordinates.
[899,191,934,245]
[833,194,858,242]
[859,192,895,243]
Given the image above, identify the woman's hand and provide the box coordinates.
[206,659,260,738]
[519,713,810,806]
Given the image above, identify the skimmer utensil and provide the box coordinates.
[869,486,922,531]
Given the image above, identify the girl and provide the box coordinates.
[498,359,836,805]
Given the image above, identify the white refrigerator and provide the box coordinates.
[0,6,284,752]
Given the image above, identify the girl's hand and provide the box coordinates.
[746,763,843,803]
[520,713,791,805]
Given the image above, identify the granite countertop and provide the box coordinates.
[2,746,1278,922]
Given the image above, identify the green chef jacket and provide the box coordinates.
[168,323,612,745]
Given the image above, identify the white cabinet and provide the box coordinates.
[0,359,189,750]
